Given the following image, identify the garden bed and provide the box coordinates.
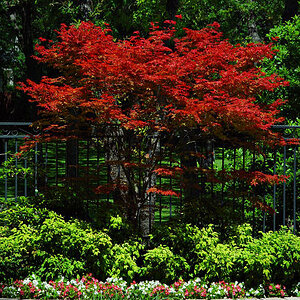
[1,275,300,299]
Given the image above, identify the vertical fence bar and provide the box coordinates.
[15,140,18,200]
[55,142,58,186]
[169,153,172,218]
[179,159,183,214]
[4,140,8,201]
[242,148,246,220]
[86,140,90,212]
[45,143,48,185]
[263,195,266,233]
[221,147,225,206]
[159,143,162,223]
[106,137,110,203]
[138,141,142,217]
[252,150,256,235]
[273,150,277,232]
[149,172,152,233]
[262,151,266,233]
[210,142,214,201]
[283,145,286,226]
[24,157,27,197]
[233,148,236,211]
[96,138,100,210]
[35,143,38,196]
[293,146,297,234]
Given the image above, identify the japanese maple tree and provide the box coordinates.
[20,19,290,232]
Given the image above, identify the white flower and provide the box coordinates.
[23,278,31,285]
[32,280,39,286]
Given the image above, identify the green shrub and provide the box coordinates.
[151,223,300,286]
[228,223,254,247]
[141,245,190,284]
[0,224,39,280]
[0,197,51,228]
[35,254,86,281]
[238,228,300,287]
[0,202,112,282]
[1,196,299,287]
[37,212,112,278]
[0,198,147,283]
[194,242,241,282]
[151,223,220,276]
[103,214,135,243]
[107,240,143,282]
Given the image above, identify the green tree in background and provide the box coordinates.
[0,0,298,120]
[262,16,300,119]
[0,0,95,119]
[133,0,290,42]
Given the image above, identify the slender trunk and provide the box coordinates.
[166,0,179,19]
[105,127,160,236]
[66,139,79,179]
[181,134,214,224]
[20,1,40,82]
[9,0,41,120]
[105,126,132,217]
[181,139,200,216]
[139,133,160,237]
[282,0,298,21]
[247,14,261,42]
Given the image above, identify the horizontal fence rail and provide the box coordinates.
[0,122,299,234]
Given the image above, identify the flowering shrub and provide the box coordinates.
[267,283,286,298]
[0,274,298,299]
[291,282,300,297]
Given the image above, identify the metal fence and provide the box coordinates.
[0,122,299,234]
[0,122,37,200]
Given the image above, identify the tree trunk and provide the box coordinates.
[105,127,160,237]
[166,0,179,19]
[20,0,40,82]
[66,139,79,179]
[248,15,261,42]
[139,133,160,237]
[105,126,132,215]
[282,0,298,21]
[7,0,41,120]
[181,138,200,220]
[181,134,214,224]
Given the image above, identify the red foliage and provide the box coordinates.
[18,20,293,222]
[19,21,288,144]
[147,187,181,198]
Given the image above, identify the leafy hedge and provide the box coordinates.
[0,198,299,287]
[0,198,141,282]
[150,223,300,286]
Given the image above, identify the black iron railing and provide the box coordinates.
[0,122,299,234]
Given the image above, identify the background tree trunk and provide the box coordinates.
[282,0,298,21]
[247,1,261,43]
[20,0,40,82]
[166,0,179,19]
